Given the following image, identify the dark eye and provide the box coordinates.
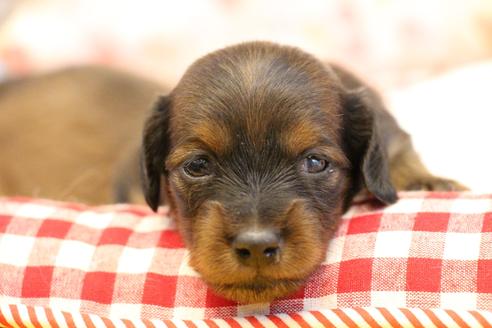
[184,158,212,177]
[302,155,332,174]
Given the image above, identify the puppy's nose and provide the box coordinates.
[233,229,281,267]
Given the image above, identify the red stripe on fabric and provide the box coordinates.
[27,306,43,328]
[225,318,243,328]
[101,316,117,328]
[423,192,461,199]
[288,313,312,328]
[469,311,492,328]
[355,308,382,328]
[62,311,77,328]
[184,320,198,328]
[423,309,447,328]
[9,304,25,327]
[82,313,97,328]
[311,311,336,328]
[377,308,403,328]
[267,315,289,328]
[246,316,266,328]
[44,308,59,328]
[399,308,424,328]
[332,309,359,328]
[122,318,136,328]
[203,319,221,328]
[162,320,178,328]
[142,318,156,328]
[0,308,14,328]
[445,310,471,328]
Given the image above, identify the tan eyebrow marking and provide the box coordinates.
[282,121,349,167]
[313,145,349,168]
[281,121,322,155]
[166,143,202,169]
[191,120,231,154]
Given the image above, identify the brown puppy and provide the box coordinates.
[0,66,163,204]
[142,41,464,303]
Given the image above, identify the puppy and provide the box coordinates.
[0,66,163,204]
[141,41,465,303]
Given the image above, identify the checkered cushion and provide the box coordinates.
[0,192,491,321]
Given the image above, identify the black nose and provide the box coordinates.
[232,229,281,267]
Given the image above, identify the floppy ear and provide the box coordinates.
[141,96,172,211]
[342,88,397,205]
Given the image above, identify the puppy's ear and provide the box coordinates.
[342,88,397,205]
[141,96,172,211]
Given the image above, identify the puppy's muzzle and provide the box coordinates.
[232,229,281,268]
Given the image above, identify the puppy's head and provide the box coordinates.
[141,42,396,303]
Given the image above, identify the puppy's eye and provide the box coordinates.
[184,158,211,177]
[302,155,332,174]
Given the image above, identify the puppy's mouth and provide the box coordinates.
[187,200,329,303]
[209,276,306,303]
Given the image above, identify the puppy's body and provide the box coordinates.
[141,42,464,303]
[0,67,163,203]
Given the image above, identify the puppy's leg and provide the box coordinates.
[388,133,467,191]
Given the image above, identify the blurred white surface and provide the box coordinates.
[388,62,492,192]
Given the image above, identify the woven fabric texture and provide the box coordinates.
[0,192,491,321]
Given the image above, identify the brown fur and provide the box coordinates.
[0,66,164,204]
[141,42,465,303]
[189,200,330,303]
[187,120,232,155]
[281,121,323,155]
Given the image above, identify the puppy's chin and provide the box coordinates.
[189,248,324,303]
[210,278,306,304]
[181,200,337,303]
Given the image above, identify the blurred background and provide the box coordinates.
[0,0,491,192]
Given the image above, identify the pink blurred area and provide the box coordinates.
[1,0,491,190]
[1,0,491,89]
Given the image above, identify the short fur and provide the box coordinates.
[0,66,164,204]
[141,42,465,303]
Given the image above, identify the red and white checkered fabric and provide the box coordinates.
[0,192,491,323]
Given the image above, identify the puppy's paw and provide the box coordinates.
[405,176,468,191]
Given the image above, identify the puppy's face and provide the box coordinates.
[142,42,396,303]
